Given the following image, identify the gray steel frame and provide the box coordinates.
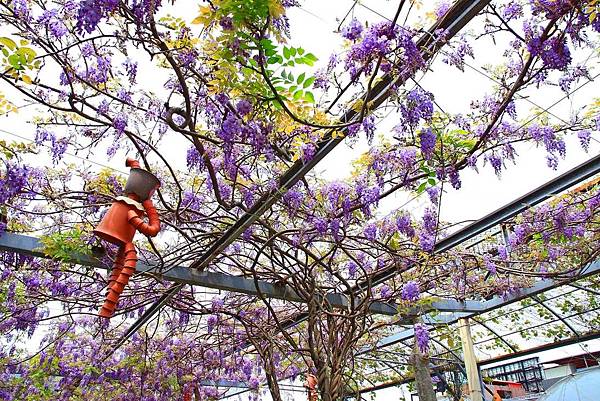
[360,152,600,290]
[362,258,600,353]
[0,231,494,317]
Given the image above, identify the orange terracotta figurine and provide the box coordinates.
[306,373,318,401]
[94,158,161,318]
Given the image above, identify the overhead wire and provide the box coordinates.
[0,128,129,175]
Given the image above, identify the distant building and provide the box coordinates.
[480,351,600,400]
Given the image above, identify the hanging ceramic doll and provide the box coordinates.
[306,373,318,401]
[93,158,161,318]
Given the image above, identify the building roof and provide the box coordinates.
[542,351,600,370]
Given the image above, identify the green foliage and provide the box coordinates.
[39,227,92,262]
[193,0,285,29]
[0,139,36,159]
[258,38,318,105]
[0,37,39,84]
[415,163,437,194]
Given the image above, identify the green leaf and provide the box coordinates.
[303,76,315,88]
[0,37,16,50]
[416,182,427,194]
[304,91,315,103]
[296,72,305,84]
[297,47,305,55]
[305,53,318,62]
[259,38,276,49]
[289,47,297,57]
[283,46,291,59]
[428,178,436,186]
[288,85,297,93]
[272,98,283,110]
[8,54,22,70]
[293,90,304,100]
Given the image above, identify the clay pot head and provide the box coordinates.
[123,158,160,201]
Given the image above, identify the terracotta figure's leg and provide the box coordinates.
[99,243,137,318]
[106,246,125,294]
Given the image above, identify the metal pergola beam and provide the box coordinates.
[361,153,600,291]
[282,154,600,332]
[1,232,489,318]
[364,257,600,352]
[477,330,600,366]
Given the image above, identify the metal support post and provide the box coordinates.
[458,318,484,401]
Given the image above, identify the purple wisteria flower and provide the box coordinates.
[236,99,252,116]
[342,18,363,41]
[219,16,234,31]
[363,222,377,241]
[97,99,109,115]
[502,2,523,20]
[497,245,508,260]
[528,35,572,71]
[211,297,224,311]
[531,0,573,19]
[314,217,328,235]
[122,59,138,84]
[11,0,31,21]
[434,1,451,19]
[399,87,434,131]
[76,0,119,34]
[0,163,30,204]
[443,35,474,71]
[380,284,392,299]
[113,113,128,133]
[401,281,420,301]
[396,213,415,238]
[484,255,497,275]
[206,314,218,333]
[427,186,440,205]
[347,261,358,278]
[419,128,437,160]
[578,130,591,152]
[438,167,460,190]
[414,323,430,354]
[38,10,68,38]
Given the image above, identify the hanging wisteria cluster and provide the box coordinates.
[0,0,599,400]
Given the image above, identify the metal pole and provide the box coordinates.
[458,318,484,401]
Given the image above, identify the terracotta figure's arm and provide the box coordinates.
[127,199,161,237]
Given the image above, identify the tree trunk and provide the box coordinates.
[412,344,437,401]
